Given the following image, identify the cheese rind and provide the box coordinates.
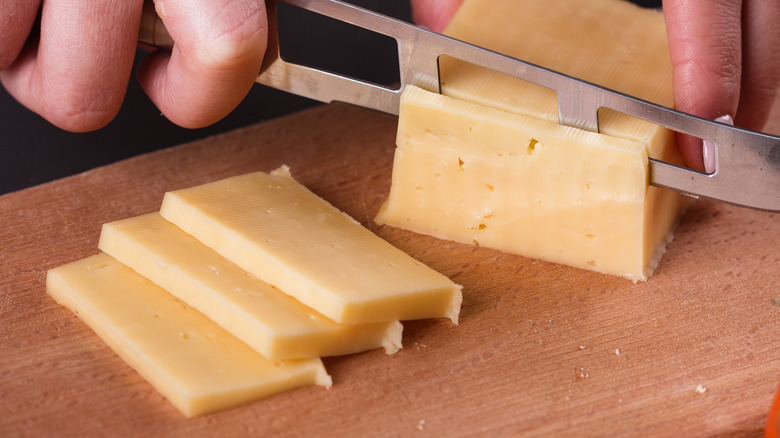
[375,0,689,281]
[46,253,331,417]
[159,166,462,324]
[98,213,403,359]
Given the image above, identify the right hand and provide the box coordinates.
[0,0,268,132]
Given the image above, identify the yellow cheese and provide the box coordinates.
[375,0,688,281]
[439,0,675,148]
[98,212,403,359]
[46,253,331,417]
[159,166,462,324]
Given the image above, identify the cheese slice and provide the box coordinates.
[159,166,462,324]
[46,253,331,417]
[98,212,403,359]
[375,0,688,281]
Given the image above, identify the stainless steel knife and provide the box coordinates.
[139,0,780,213]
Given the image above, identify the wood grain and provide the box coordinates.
[1,102,778,437]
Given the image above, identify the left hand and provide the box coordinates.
[409,0,464,32]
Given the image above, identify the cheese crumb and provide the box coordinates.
[695,384,707,394]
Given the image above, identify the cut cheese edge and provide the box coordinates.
[98,212,403,359]
[46,253,331,417]
[440,0,675,151]
[375,0,689,281]
[159,166,462,324]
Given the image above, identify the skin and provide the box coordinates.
[2,0,779,172]
[0,0,267,131]
[409,0,464,32]
[663,0,780,171]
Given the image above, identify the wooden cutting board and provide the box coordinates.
[1,101,779,437]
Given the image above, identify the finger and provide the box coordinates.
[137,0,267,129]
[662,0,742,172]
[409,0,464,32]
[735,0,780,132]
[0,0,41,70]
[0,0,143,132]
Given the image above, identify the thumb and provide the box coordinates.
[137,0,267,128]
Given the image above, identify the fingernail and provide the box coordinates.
[702,114,733,174]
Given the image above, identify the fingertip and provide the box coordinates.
[675,131,705,173]
[38,71,130,133]
[663,0,744,173]
[2,45,125,133]
[42,88,126,132]
[196,26,267,76]
[410,0,464,33]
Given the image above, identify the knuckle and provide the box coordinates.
[675,57,741,101]
[198,4,268,71]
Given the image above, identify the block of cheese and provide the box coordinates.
[98,212,403,359]
[46,253,331,417]
[375,0,689,281]
[159,166,462,324]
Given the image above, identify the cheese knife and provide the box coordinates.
[139,0,780,213]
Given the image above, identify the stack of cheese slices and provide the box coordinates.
[47,166,462,417]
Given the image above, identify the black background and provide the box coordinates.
[0,0,661,195]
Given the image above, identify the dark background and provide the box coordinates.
[0,0,661,195]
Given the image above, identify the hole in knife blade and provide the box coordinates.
[439,56,704,175]
[438,55,561,121]
[598,107,715,175]
[276,2,403,90]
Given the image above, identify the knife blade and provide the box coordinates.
[139,0,780,213]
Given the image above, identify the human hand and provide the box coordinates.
[661,0,780,172]
[0,0,267,132]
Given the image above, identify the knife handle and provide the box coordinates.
[138,0,173,51]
